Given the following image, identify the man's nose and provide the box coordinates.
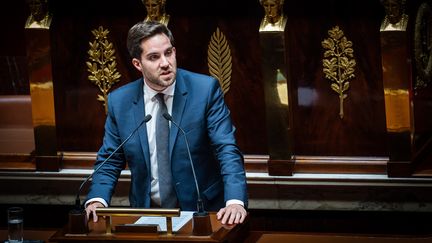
[160,56,169,67]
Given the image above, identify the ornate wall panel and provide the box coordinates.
[1,0,431,175]
[287,0,388,157]
[49,0,267,155]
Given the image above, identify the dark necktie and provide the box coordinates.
[155,93,177,208]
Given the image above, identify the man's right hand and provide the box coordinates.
[85,201,105,222]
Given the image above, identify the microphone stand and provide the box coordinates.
[68,115,152,234]
[163,113,212,235]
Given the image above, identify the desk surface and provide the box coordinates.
[50,212,248,243]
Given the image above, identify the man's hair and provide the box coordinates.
[126,20,175,60]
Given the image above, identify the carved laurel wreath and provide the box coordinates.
[207,27,232,95]
[86,26,121,114]
[322,26,356,119]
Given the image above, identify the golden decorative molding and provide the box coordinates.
[207,27,232,95]
[383,88,410,132]
[86,26,121,114]
[322,26,356,119]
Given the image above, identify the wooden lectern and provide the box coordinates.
[50,211,249,242]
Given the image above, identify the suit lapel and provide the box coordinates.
[133,79,151,171]
[169,71,187,157]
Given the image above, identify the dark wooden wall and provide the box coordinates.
[286,0,387,156]
[1,0,432,175]
[0,0,29,95]
[49,0,267,155]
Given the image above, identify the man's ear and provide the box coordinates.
[132,58,142,72]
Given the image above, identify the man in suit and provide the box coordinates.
[85,20,248,226]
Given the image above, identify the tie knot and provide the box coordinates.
[155,93,165,103]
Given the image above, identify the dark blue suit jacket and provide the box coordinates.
[86,68,248,211]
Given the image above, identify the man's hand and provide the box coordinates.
[216,204,247,226]
[85,201,104,222]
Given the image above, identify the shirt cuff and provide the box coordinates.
[84,198,108,208]
[226,199,244,207]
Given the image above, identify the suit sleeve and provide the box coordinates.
[86,93,126,205]
[205,79,248,207]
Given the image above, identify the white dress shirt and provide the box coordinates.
[144,81,175,207]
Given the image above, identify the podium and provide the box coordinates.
[50,212,249,242]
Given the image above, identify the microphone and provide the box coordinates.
[162,113,205,214]
[162,113,212,235]
[68,114,152,234]
[75,114,152,209]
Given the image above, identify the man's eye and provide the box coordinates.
[148,55,158,61]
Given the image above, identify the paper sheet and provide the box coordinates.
[134,211,194,232]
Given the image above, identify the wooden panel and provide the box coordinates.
[50,0,267,155]
[1,0,430,176]
[287,0,388,156]
[0,1,29,95]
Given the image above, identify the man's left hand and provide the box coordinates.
[216,204,247,225]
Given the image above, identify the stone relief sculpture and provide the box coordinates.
[380,0,408,31]
[25,0,52,29]
[142,0,170,26]
[259,0,287,32]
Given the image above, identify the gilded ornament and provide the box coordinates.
[86,26,121,114]
[322,26,356,119]
[380,0,408,31]
[142,0,170,26]
[25,0,52,29]
[207,27,232,95]
[259,0,287,32]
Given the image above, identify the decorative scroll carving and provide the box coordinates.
[86,26,121,114]
[414,2,432,90]
[207,27,232,95]
[322,26,356,119]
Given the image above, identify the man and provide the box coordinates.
[85,20,248,226]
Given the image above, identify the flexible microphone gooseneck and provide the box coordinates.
[162,113,207,215]
[68,114,152,234]
[74,114,152,209]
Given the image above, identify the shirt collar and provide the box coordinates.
[143,79,176,99]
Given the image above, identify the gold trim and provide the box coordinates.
[207,27,232,95]
[383,88,410,132]
[322,26,356,119]
[96,207,180,217]
[86,26,121,114]
[96,208,180,235]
